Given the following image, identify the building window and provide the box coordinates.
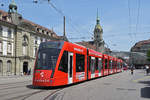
[42,30,44,33]
[23,35,28,43]
[0,42,2,53]
[7,43,11,54]
[47,32,49,35]
[2,16,7,20]
[35,37,38,44]
[0,26,2,36]
[8,29,12,38]
[0,60,2,73]
[34,47,37,57]
[43,38,45,42]
[7,60,11,72]
[23,46,25,55]
[76,54,85,72]
[40,38,43,43]
[37,28,40,32]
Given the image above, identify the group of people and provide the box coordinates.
[130,65,150,75]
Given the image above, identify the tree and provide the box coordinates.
[146,49,150,61]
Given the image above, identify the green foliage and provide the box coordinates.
[147,49,150,61]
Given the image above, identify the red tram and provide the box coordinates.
[33,41,123,87]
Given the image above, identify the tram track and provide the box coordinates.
[7,89,62,100]
[5,90,45,100]
[44,88,65,100]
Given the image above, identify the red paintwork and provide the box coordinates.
[33,70,52,86]
[88,49,103,79]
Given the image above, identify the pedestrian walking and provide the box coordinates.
[145,65,149,75]
[131,67,134,75]
[28,68,31,75]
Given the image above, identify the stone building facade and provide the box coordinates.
[131,39,150,53]
[0,1,63,76]
[130,39,150,67]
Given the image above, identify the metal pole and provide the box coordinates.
[63,16,66,37]
[14,25,17,75]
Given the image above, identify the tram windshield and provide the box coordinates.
[35,41,63,70]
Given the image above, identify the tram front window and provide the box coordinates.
[35,48,60,70]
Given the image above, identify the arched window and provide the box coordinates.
[0,26,2,36]
[0,60,2,73]
[7,60,11,72]
[8,29,12,38]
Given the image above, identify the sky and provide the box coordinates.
[0,0,150,51]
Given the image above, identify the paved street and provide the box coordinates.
[0,70,150,100]
[49,70,150,100]
[0,75,58,100]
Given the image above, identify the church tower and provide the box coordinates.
[94,10,104,52]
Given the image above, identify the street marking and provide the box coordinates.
[132,76,150,82]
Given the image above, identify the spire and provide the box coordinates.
[9,0,17,13]
[96,8,100,25]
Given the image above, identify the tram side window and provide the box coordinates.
[109,60,111,69]
[76,54,85,72]
[112,61,115,69]
[98,58,102,71]
[58,51,68,73]
[105,59,108,69]
[89,56,91,71]
[118,63,119,68]
[116,62,118,68]
[110,60,112,69]
[95,58,98,70]
[91,58,95,73]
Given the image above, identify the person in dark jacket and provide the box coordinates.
[131,66,134,75]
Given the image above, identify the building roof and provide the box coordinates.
[76,41,96,50]
[131,39,150,51]
[0,10,63,40]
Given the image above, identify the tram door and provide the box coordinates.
[91,57,95,78]
[68,52,73,84]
